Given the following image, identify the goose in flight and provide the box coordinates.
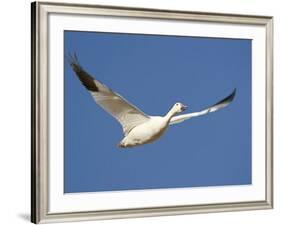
[68,55,236,148]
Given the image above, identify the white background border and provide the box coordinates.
[49,13,266,213]
[1,0,279,225]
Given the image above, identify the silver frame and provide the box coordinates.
[31,1,273,223]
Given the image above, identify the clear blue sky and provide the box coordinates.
[64,31,252,193]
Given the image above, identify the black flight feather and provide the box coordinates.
[67,53,99,92]
[213,88,236,106]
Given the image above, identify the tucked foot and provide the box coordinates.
[117,142,126,148]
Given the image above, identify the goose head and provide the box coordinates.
[173,102,187,113]
[165,102,187,120]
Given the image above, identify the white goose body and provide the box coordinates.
[119,116,169,147]
[69,54,236,149]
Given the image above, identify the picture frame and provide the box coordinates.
[31,1,273,224]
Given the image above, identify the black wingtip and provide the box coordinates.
[65,52,79,66]
[66,53,99,92]
[215,88,236,105]
[227,88,236,102]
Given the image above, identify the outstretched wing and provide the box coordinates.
[68,54,150,135]
[169,89,236,125]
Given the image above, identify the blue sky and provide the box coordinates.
[64,31,252,193]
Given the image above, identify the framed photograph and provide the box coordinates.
[31,1,273,223]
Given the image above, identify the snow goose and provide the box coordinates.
[68,54,236,148]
